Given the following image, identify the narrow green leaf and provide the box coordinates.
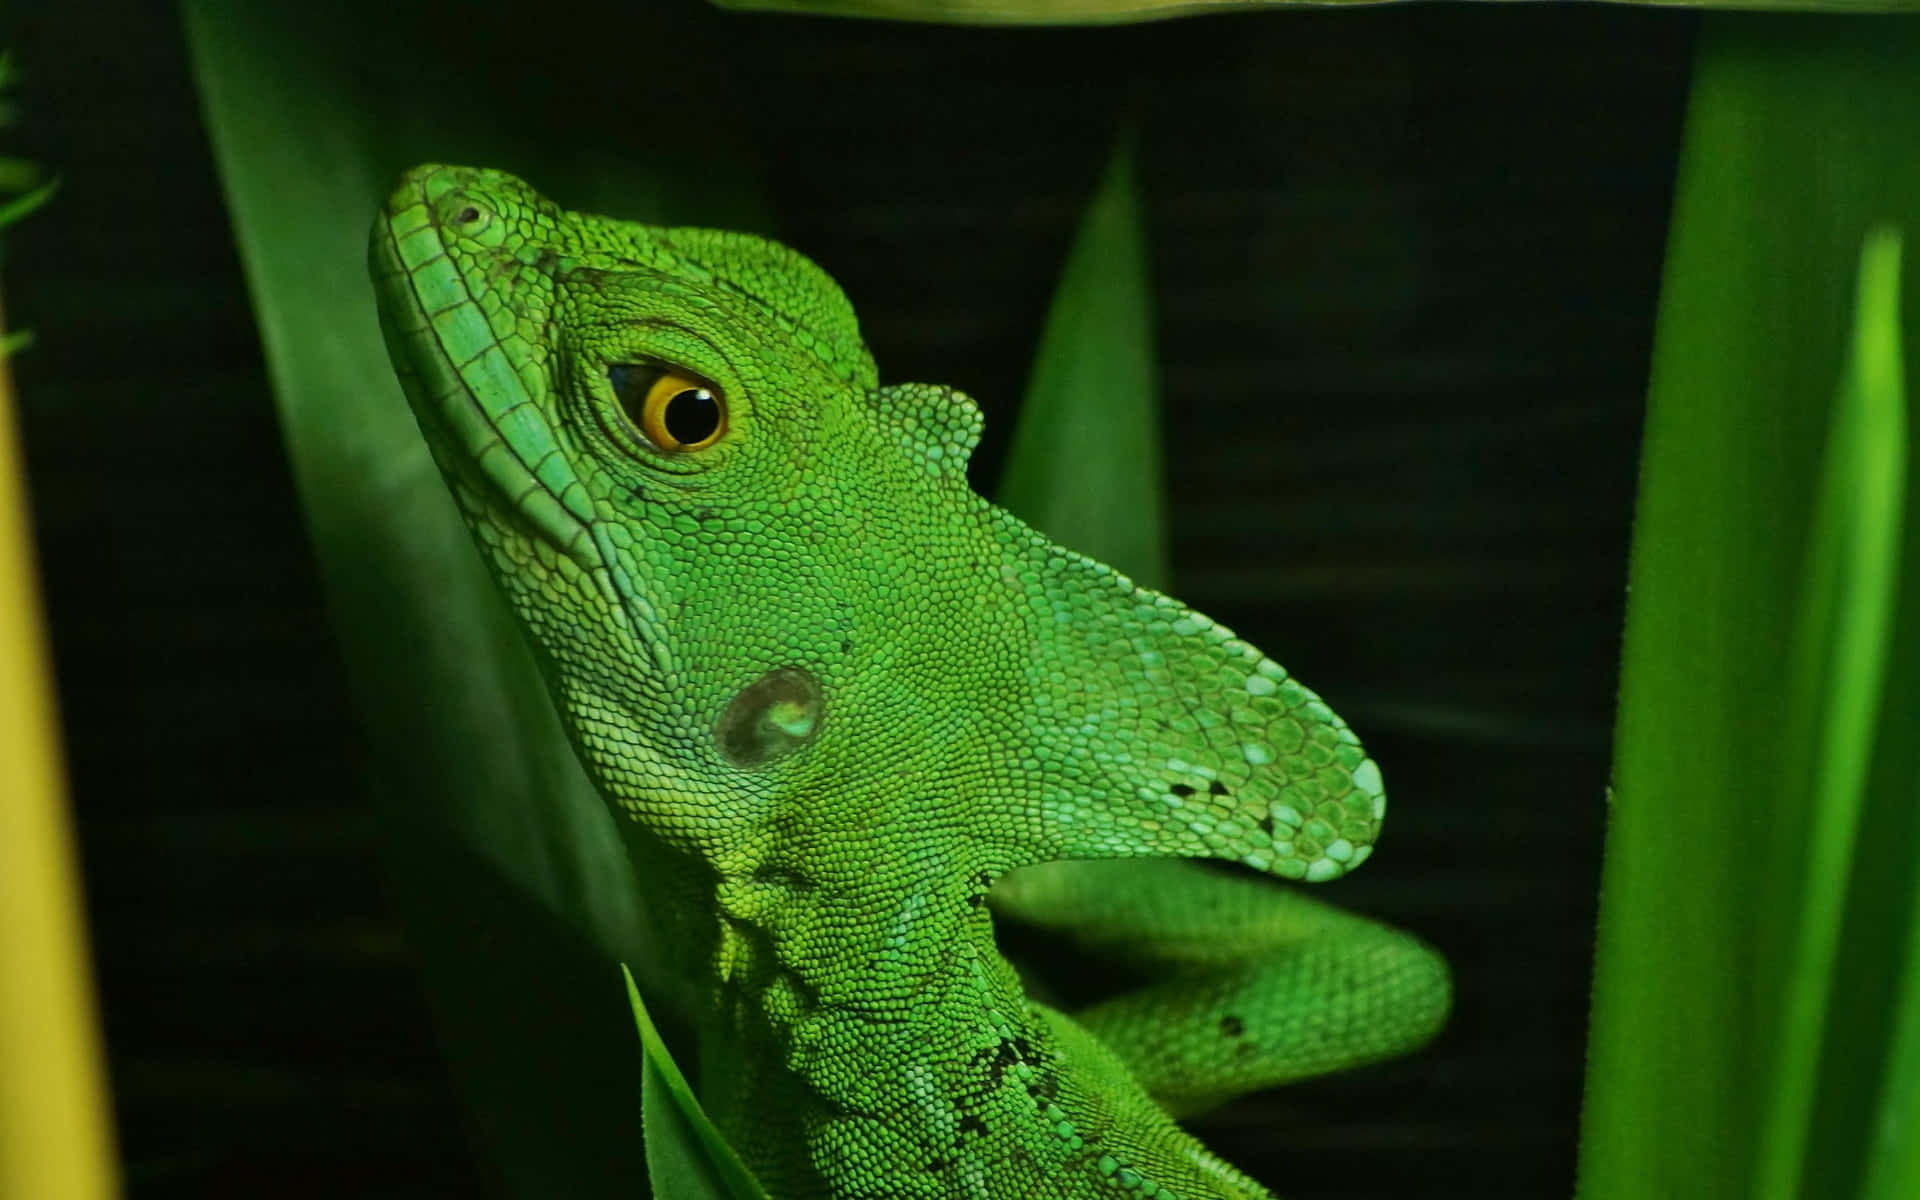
[996,131,1165,589]
[1579,19,1920,1200]
[1846,232,1917,1200]
[624,967,771,1200]
[0,52,56,250]
[0,177,53,230]
[1754,226,1905,1200]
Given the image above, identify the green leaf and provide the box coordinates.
[0,50,53,360]
[182,3,768,1194]
[1753,226,1905,1200]
[1579,17,1920,1200]
[624,967,771,1200]
[996,130,1166,589]
[1832,232,1914,1200]
[0,177,54,230]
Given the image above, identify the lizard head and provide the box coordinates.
[371,164,1384,887]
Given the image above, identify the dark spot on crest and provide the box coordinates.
[966,870,993,908]
[1257,816,1275,836]
[981,1036,1035,1090]
[928,1157,951,1173]
[840,639,851,654]
[958,1115,988,1137]
[1220,1015,1245,1038]
[1170,783,1195,797]
[1209,780,1230,796]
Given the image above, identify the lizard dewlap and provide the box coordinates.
[370,163,1448,1200]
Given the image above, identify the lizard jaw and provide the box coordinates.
[369,164,600,576]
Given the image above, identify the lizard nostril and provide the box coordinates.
[434,195,493,238]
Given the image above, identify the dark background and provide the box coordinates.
[7,1,1691,1196]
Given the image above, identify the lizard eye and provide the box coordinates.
[608,363,726,452]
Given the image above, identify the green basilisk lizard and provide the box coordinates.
[369,164,1448,1200]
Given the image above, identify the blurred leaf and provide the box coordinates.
[1579,17,1920,1200]
[713,0,1920,24]
[183,2,767,1193]
[625,967,770,1200]
[996,131,1165,589]
[1839,233,1915,1200]
[0,176,54,230]
[1754,226,1904,1200]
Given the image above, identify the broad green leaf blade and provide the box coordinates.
[1579,18,1920,1200]
[183,3,767,1193]
[996,132,1166,590]
[1754,227,1905,1200]
[713,0,1920,23]
[624,968,770,1200]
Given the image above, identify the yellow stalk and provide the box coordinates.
[0,297,119,1199]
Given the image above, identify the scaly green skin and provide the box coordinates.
[370,164,1449,1200]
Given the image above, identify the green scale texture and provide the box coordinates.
[370,164,1448,1200]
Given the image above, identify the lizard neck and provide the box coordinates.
[697,869,1045,1196]
[694,848,1245,1200]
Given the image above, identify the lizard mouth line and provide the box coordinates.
[371,175,600,578]
[371,168,674,677]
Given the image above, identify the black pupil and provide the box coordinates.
[662,387,720,446]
